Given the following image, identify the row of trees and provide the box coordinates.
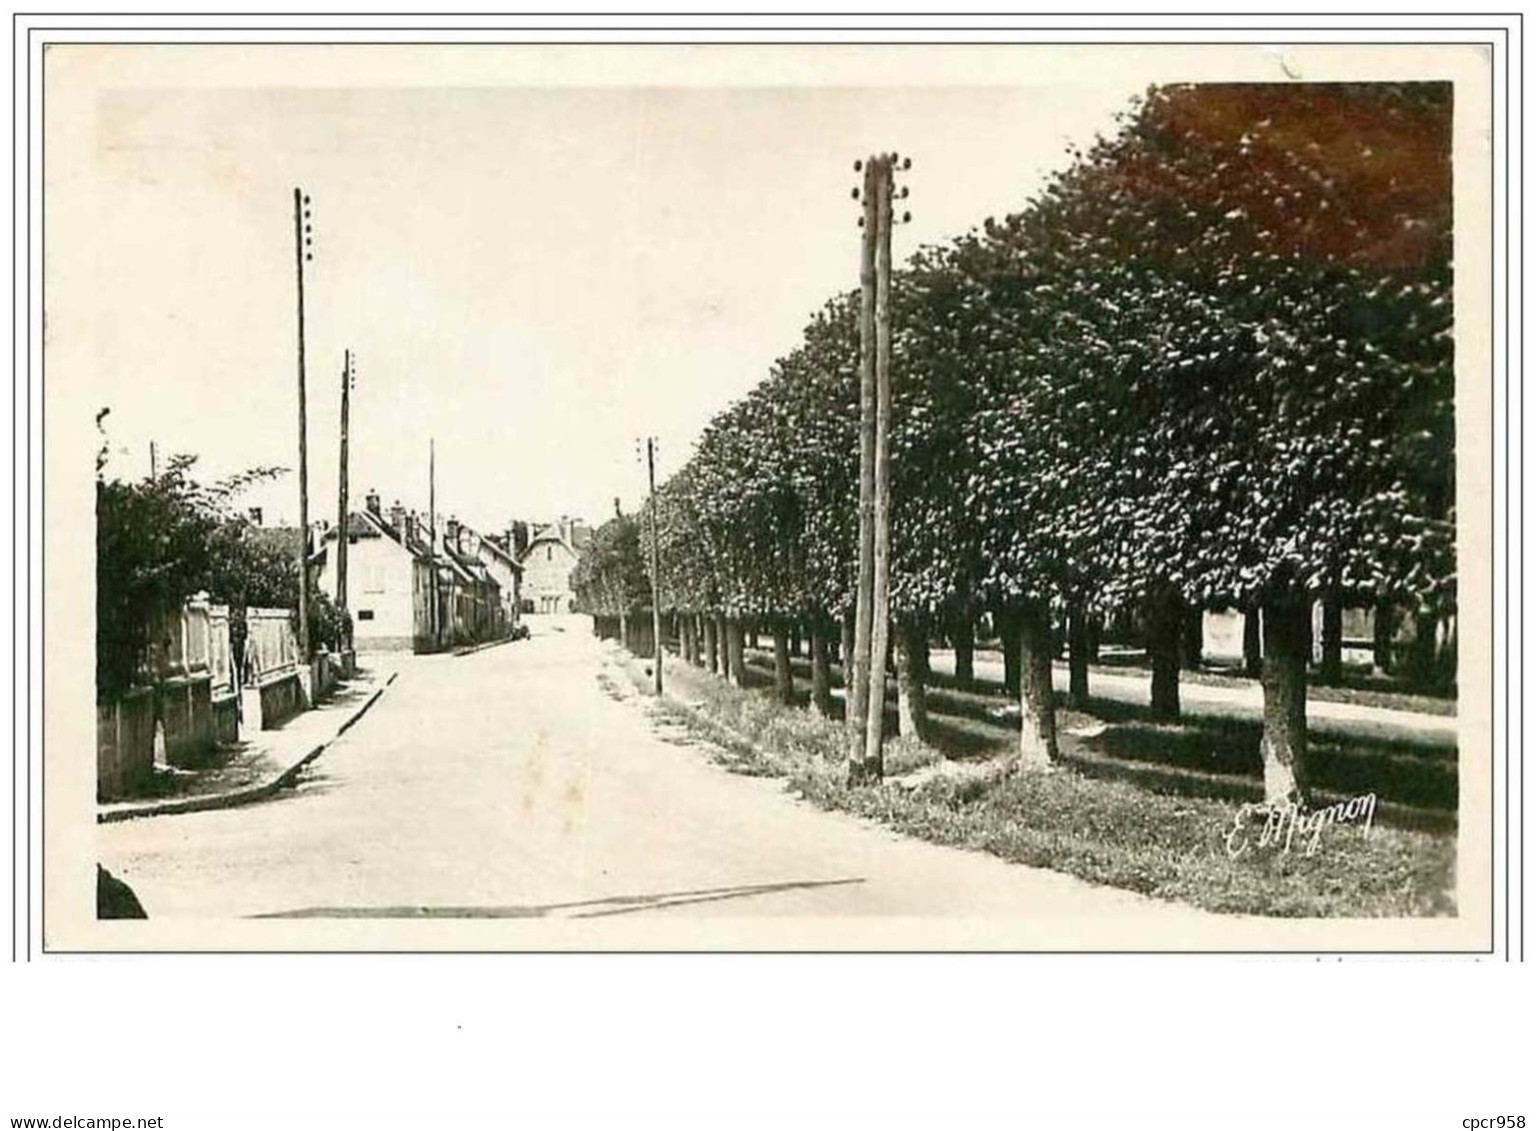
[96,414,348,703]
[576,84,1455,804]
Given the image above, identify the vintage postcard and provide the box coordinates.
[37,40,1496,951]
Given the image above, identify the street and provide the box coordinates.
[98,616,1212,924]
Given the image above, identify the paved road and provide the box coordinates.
[97,615,1213,931]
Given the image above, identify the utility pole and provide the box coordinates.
[336,349,353,611]
[429,437,438,651]
[847,155,879,782]
[848,152,910,786]
[646,436,663,696]
[149,440,157,480]
[293,187,314,662]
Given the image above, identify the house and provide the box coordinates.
[310,490,437,651]
[438,518,509,645]
[519,517,589,614]
[470,530,525,631]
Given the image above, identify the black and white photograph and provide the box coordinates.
[37,38,1493,952]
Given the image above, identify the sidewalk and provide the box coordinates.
[97,660,400,824]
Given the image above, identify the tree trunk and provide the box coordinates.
[704,615,719,674]
[726,617,747,689]
[839,609,855,686]
[1260,592,1310,805]
[618,610,629,654]
[678,614,691,665]
[790,623,802,658]
[1180,601,1203,670]
[1407,608,1439,689]
[894,617,929,742]
[772,622,793,705]
[952,611,975,688]
[1017,603,1058,768]
[1067,604,1090,709]
[1146,587,1181,721]
[1372,598,1395,675]
[1319,590,1343,686]
[1242,603,1262,679]
[999,609,1021,698]
[810,621,834,718]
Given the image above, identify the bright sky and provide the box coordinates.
[54,46,1154,535]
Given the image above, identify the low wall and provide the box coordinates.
[257,670,306,730]
[310,654,338,701]
[160,674,216,769]
[96,686,156,802]
[212,693,240,745]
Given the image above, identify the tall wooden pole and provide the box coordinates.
[847,156,880,782]
[863,154,895,777]
[647,436,663,695]
[429,437,438,650]
[335,349,351,611]
[293,187,311,661]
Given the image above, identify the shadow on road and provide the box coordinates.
[250,877,866,919]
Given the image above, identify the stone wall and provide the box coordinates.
[96,686,156,802]
[159,675,216,768]
[257,670,306,730]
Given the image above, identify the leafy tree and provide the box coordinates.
[96,443,289,702]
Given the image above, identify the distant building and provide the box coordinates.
[519,516,589,614]
[472,531,525,631]
[310,491,515,652]
[310,491,436,651]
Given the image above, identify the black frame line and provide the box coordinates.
[13,16,1518,959]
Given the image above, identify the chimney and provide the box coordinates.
[365,489,381,515]
[247,506,263,526]
[613,497,622,520]
[389,500,406,536]
[445,517,460,551]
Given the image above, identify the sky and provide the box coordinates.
[59,48,1152,536]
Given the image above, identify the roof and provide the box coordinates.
[475,534,525,574]
[522,529,579,561]
[324,512,384,540]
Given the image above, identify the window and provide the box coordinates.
[357,609,374,621]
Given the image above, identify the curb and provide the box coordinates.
[452,635,519,658]
[97,683,389,824]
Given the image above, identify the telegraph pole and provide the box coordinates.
[646,436,663,696]
[335,349,353,611]
[293,187,314,661]
[847,155,879,782]
[429,437,438,650]
[848,152,910,786]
